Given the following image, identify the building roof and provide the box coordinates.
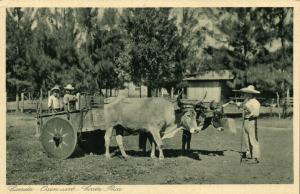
[183,70,234,81]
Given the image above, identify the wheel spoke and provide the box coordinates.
[47,132,55,137]
[62,141,68,146]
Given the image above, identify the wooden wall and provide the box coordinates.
[186,81,221,102]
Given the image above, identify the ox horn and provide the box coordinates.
[177,89,184,101]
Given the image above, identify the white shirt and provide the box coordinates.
[48,95,61,109]
[63,94,77,105]
[243,98,260,119]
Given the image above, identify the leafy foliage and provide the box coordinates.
[122,8,186,96]
[6,8,293,99]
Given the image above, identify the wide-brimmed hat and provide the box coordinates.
[239,85,260,94]
[64,84,74,90]
[51,85,60,92]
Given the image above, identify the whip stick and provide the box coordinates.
[240,109,245,165]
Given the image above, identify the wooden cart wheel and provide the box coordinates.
[40,117,77,159]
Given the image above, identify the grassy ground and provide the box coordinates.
[6,112,293,184]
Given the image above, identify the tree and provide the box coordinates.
[87,8,127,96]
[122,8,185,97]
[240,8,293,98]
[200,8,293,98]
[6,8,35,98]
[27,8,60,92]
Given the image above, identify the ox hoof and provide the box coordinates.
[159,156,165,160]
[105,154,111,159]
[217,127,224,132]
[35,133,40,138]
[151,155,156,159]
[122,155,130,160]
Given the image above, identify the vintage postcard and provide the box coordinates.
[1,0,299,194]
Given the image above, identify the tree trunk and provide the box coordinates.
[139,85,142,98]
[147,85,152,97]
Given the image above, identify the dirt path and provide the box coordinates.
[6,113,293,184]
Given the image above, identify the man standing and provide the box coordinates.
[63,84,77,111]
[238,85,261,164]
[48,85,62,113]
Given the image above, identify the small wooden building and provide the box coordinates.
[183,70,233,102]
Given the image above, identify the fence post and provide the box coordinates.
[21,92,24,113]
[287,88,290,104]
[16,93,19,112]
[40,89,43,112]
[276,92,281,119]
[76,93,80,110]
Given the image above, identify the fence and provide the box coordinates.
[6,91,47,112]
[6,92,105,113]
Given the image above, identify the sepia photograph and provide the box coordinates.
[5,6,295,187]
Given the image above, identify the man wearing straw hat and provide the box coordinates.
[237,85,261,164]
[48,85,62,113]
[63,84,77,111]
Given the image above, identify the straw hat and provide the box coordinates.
[51,85,60,92]
[64,84,74,90]
[239,85,260,94]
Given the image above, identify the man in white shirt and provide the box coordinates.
[238,85,261,163]
[48,85,62,112]
[63,84,77,111]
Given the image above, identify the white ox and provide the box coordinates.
[104,97,200,159]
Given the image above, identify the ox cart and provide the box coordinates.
[36,94,105,159]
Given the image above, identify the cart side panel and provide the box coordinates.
[81,108,105,132]
[69,112,82,132]
[92,108,105,129]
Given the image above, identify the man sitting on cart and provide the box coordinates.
[63,84,77,111]
[48,85,62,113]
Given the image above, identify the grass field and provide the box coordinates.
[6,112,293,184]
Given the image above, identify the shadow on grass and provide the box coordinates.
[68,129,235,160]
[110,148,227,161]
[69,129,105,159]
